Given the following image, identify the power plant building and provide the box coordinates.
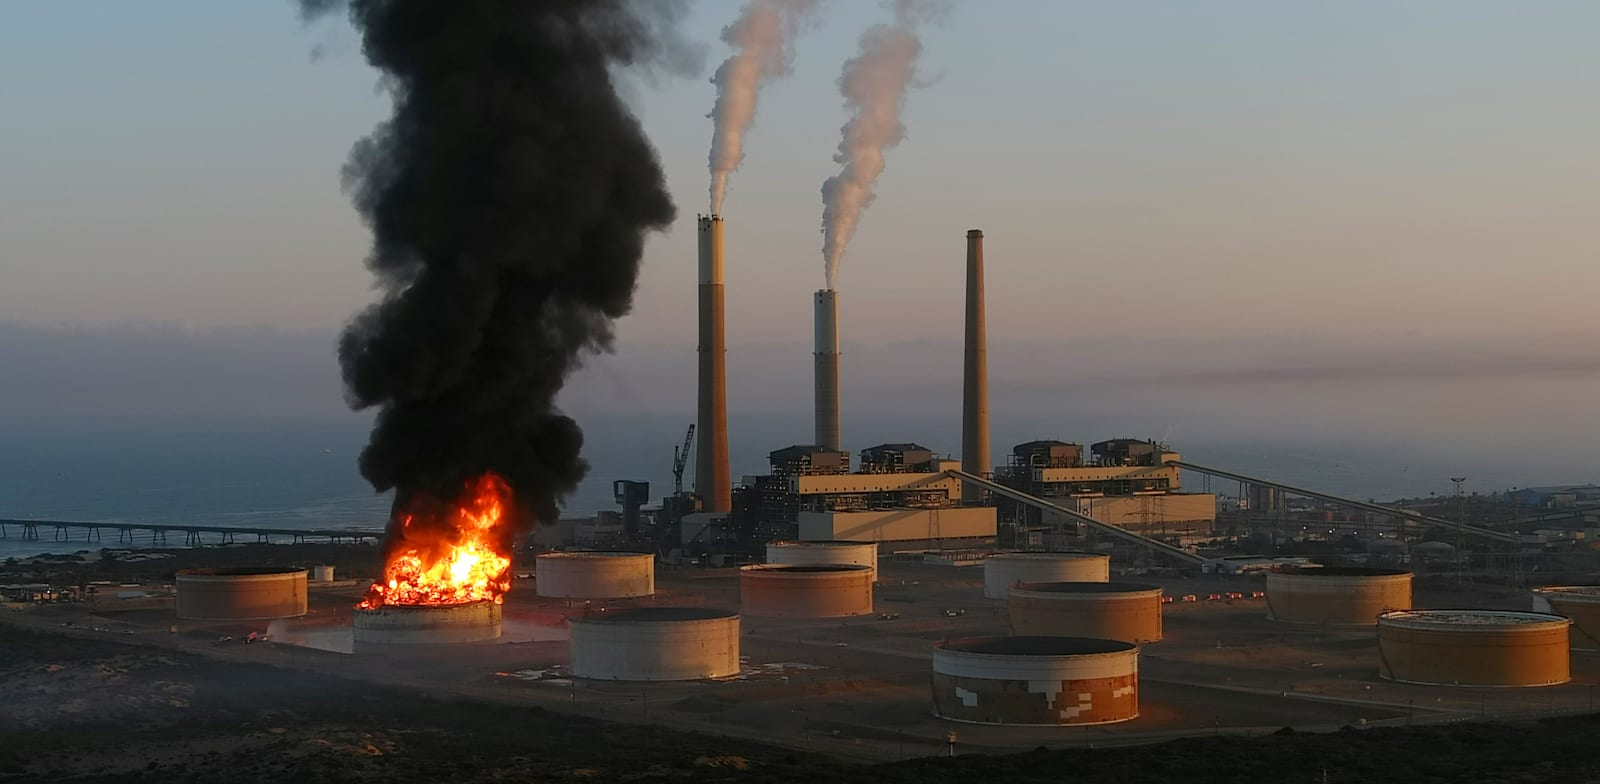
[742,442,996,548]
[995,439,1215,539]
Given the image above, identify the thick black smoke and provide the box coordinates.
[301,0,681,531]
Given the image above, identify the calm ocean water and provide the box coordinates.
[0,414,1524,561]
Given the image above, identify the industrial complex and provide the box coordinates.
[12,224,1600,760]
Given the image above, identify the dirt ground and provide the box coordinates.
[7,625,1600,783]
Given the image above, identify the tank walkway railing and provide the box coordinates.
[941,469,1205,565]
[0,518,384,546]
[1165,460,1517,545]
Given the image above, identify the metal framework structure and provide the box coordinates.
[1166,460,1516,544]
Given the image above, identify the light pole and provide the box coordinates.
[1450,477,1467,583]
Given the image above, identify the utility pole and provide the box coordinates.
[1451,477,1467,583]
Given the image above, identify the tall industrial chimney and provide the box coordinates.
[961,229,989,502]
[696,216,731,513]
[814,289,840,452]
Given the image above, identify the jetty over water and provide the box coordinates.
[0,518,384,547]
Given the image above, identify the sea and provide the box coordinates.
[0,413,1562,562]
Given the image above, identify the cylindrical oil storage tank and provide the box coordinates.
[1266,567,1412,625]
[739,564,874,618]
[1532,587,1600,651]
[983,552,1108,599]
[766,540,878,579]
[569,607,740,681]
[312,565,335,583]
[931,636,1139,726]
[352,600,503,645]
[1377,610,1570,687]
[1008,582,1163,643]
[176,567,308,621]
[535,551,654,599]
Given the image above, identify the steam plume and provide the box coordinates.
[299,1,681,534]
[708,0,819,215]
[820,1,931,289]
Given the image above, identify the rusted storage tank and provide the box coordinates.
[1532,586,1600,650]
[352,600,503,645]
[1008,582,1163,643]
[931,636,1138,725]
[535,551,654,599]
[569,607,740,681]
[176,567,308,621]
[1266,567,1411,625]
[739,564,873,618]
[766,540,878,578]
[1377,610,1570,686]
[983,552,1109,599]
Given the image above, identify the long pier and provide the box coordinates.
[0,518,384,547]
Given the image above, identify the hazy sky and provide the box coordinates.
[2,1,1597,488]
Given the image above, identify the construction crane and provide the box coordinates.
[671,424,695,496]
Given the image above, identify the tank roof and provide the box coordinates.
[576,607,735,623]
[1533,585,1600,600]
[741,564,872,574]
[1279,567,1411,577]
[178,567,306,577]
[1379,609,1570,627]
[988,551,1105,560]
[770,540,875,547]
[538,550,652,559]
[940,636,1136,656]
[1012,581,1161,594]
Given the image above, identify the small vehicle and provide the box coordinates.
[941,609,965,617]
[1225,592,1244,600]
[1181,594,1199,603]
[877,612,901,620]
[1250,591,1266,599]
[1160,595,1175,604]
[1206,593,1223,601]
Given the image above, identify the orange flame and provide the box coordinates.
[359,474,514,609]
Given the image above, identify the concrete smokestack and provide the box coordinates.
[961,229,989,502]
[696,216,731,513]
[813,289,840,452]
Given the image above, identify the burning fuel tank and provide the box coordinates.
[352,600,503,645]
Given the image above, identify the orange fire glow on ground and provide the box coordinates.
[359,474,514,609]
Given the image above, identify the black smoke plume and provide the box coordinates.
[300,0,681,534]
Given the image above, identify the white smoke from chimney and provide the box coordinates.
[819,1,932,289]
[708,0,819,216]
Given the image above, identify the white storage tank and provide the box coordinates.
[176,567,308,621]
[983,552,1109,599]
[535,551,655,599]
[1531,586,1600,650]
[739,565,874,618]
[766,540,878,578]
[1008,582,1163,644]
[1377,609,1570,686]
[1266,567,1412,625]
[312,565,336,583]
[931,636,1139,725]
[569,607,740,681]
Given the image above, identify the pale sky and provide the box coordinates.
[1,1,1597,487]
